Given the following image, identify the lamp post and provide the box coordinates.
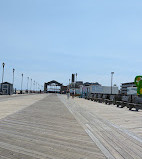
[36,82,37,92]
[41,85,43,91]
[13,69,15,93]
[30,79,32,92]
[111,72,114,94]
[69,79,70,89]
[13,68,15,85]
[38,84,40,92]
[2,62,5,83]
[33,81,35,92]
[27,77,29,93]
[13,68,15,84]
[76,73,77,82]
[21,74,23,93]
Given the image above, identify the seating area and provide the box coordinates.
[104,95,116,105]
[127,96,142,111]
[84,93,142,111]
[116,95,131,108]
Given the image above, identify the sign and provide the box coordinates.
[134,76,142,95]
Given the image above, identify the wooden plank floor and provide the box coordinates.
[0,94,106,159]
[59,95,142,159]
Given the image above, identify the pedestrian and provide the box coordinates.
[67,89,70,99]
[72,89,75,99]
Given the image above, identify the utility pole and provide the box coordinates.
[2,62,5,83]
[111,72,114,94]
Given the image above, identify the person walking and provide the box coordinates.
[67,89,70,99]
[72,89,75,99]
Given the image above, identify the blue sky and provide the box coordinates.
[0,0,142,89]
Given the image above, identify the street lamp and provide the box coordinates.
[21,74,23,93]
[38,84,39,91]
[41,85,43,91]
[69,79,70,89]
[2,62,5,83]
[36,82,37,92]
[13,68,15,93]
[27,77,29,93]
[13,68,15,85]
[30,79,32,92]
[76,73,77,82]
[111,72,114,94]
[33,81,35,92]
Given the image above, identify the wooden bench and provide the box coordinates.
[127,96,142,111]
[105,95,121,105]
[92,94,98,102]
[86,94,93,100]
[105,95,115,105]
[100,94,109,103]
[84,95,87,99]
[88,94,94,100]
[91,94,95,101]
[116,95,131,108]
[84,94,89,99]
[96,94,103,103]
[86,94,90,100]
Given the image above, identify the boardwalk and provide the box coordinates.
[60,94,142,159]
[0,94,141,159]
[0,94,105,159]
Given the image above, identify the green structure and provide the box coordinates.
[134,76,142,95]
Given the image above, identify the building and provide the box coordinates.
[84,82,101,86]
[61,86,68,94]
[76,81,83,86]
[84,82,100,86]
[44,80,68,94]
[120,82,136,95]
[0,82,13,95]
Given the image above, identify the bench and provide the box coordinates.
[92,94,98,102]
[96,94,103,103]
[91,94,95,101]
[84,94,89,99]
[105,95,121,105]
[86,94,92,100]
[86,94,90,100]
[127,96,142,111]
[101,94,109,103]
[105,95,115,105]
[88,94,94,100]
[116,95,131,108]
[84,95,87,99]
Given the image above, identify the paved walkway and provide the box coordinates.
[0,94,105,159]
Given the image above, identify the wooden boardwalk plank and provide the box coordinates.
[59,94,142,159]
[0,94,106,159]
